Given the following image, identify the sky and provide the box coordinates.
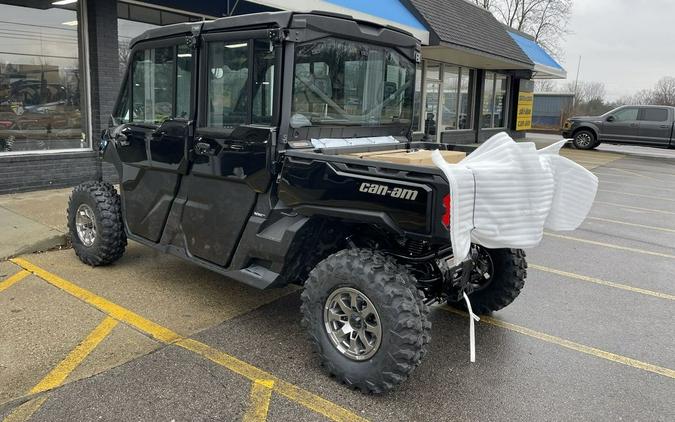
[560,0,675,100]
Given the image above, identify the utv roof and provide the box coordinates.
[129,10,418,48]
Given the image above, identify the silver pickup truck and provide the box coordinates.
[562,105,675,149]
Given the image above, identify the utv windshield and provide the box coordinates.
[291,37,415,127]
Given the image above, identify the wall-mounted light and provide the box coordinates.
[177,54,193,58]
[52,0,78,5]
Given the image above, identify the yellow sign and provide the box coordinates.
[516,91,533,131]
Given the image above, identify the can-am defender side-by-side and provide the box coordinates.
[67,12,527,393]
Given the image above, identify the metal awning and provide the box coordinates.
[508,32,567,79]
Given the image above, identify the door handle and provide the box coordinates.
[194,141,217,156]
[114,127,132,147]
[660,125,670,128]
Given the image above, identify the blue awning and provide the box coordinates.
[508,32,566,79]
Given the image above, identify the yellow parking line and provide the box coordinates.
[586,216,675,234]
[529,264,675,301]
[598,189,675,203]
[178,339,368,422]
[593,201,675,216]
[31,316,118,394]
[442,306,675,379]
[544,232,675,259]
[2,397,48,422]
[243,380,275,422]
[10,257,180,343]
[10,258,368,422]
[0,270,30,293]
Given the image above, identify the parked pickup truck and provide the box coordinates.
[562,105,675,149]
[66,11,528,393]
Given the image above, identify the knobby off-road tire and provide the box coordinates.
[301,248,431,393]
[452,248,527,314]
[67,181,126,266]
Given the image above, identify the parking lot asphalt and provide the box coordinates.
[1,146,674,421]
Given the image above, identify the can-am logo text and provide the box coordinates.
[358,183,419,201]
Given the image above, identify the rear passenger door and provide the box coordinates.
[175,33,278,267]
[637,107,673,146]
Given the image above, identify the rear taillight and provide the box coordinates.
[442,194,451,229]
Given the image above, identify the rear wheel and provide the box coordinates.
[573,129,598,150]
[450,247,527,314]
[301,249,430,393]
[67,182,126,266]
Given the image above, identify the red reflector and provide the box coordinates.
[442,194,451,229]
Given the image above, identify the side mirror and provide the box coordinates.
[606,115,615,122]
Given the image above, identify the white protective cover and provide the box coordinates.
[432,132,598,266]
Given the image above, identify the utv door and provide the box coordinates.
[177,35,278,267]
[110,40,195,242]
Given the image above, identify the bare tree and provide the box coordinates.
[474,0,573,58]
[651,77,675,106]
[618,89,653,106]
[534,79,558,92]
[472,0,494,9]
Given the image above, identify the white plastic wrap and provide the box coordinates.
[432,132,598,266]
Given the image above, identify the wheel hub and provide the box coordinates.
[576,133,591,147]
[75,203,97,247]
[323,287,382,361]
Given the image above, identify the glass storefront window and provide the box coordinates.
[416,61,474,137]
[459,69,473,129]
[0,2,87,154]
[482,72,510,128]
[441,66,459,130]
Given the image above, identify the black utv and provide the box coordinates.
[68,11,526,393]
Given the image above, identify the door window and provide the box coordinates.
[612,107,638,122]
[206,41,249,128]
[640,108,668,122]
[125,43,193,125]
[132,47,174,124]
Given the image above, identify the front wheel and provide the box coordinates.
[573,129,599,150]
[301,249,430,393]
[67,182,127,266]
[450,247,527,314]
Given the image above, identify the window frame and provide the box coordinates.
[197,29,281,134]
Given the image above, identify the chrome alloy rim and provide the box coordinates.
[75,203,97,247]
[323,287,382,361]
[576,132,592,147]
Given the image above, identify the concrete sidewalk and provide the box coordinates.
[0,188,70,260]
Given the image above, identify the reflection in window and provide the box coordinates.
[0,3,86,153]
[412,67,422,132]
[206,41,249,128]
[482,72,510,128]
[415,61,474,135]
[131,47,174,124]
[252,40,275,124]
[176,44,192,119]
[291,37,414,127]
[442,66,459,130]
